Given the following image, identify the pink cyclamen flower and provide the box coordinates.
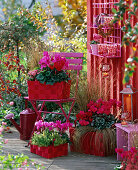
[2,122,7,126]
[115,148,124,154]
[116,101,122,107]
[18,168,23,170]
[9,101,14,106]
[4,139,8,144]
[97,108,104,114]
[79,120,89,126]
[89,105,97,112]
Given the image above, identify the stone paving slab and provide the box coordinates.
[1,127,120,170]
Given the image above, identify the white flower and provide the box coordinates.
[125,68,128,72]
[127,58,133,62]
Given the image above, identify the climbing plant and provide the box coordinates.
[112,0,138,83]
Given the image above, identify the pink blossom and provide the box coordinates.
[4,139,8,144]
[39,52,68,71]
[0,127,4,134]
[97,108,104,114]
[35,120,44,130]
[18,168,23,170]
[87,101,94,108]
[9,101,14,106]
[79,111,86,115]
[93,33,101,41]
[2,122,7,126]
[109,99,116,105]
[28,70,37,77]
[96,98,103,103]
[130,147,137,154]
[115,148,124,154]
[116,101,122,107]
[22,160,27,166]
[89,105,97,112]
[104,110,111,115]
[79,120,89,126]
[48,126,54,131]
[25,168,29,170]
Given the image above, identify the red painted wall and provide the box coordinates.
[87,0,138,118]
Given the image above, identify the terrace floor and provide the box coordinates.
[2,127,120,170]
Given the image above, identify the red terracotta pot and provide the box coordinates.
[28,80,71,100]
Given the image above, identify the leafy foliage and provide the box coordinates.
[31,128,68,147]
[0,52,28,123]
[36,68,70,85]
[112,0,138,83]
[0,122,44,169]
[58,0,87,35]
[0,9,44,53]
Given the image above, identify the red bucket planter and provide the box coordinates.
[30,143,68,159]
[69,127,116,157]
[28,80,71,100]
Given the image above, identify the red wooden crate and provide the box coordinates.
[28,80,71,100]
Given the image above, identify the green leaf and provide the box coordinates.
[133,57,138,62]
[125,75,130,83]
[112,8,117,14]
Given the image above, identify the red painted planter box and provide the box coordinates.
[30,144,38,154]
[28,80,71,100]
[30,143,68,159]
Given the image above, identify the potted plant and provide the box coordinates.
[30,120,72,159]
[115,147,138,170]
[90,34,101,55]
[70,98,122,156]
[27,51,71,100]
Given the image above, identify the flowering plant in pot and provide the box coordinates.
[115,147,138,170]
[70,98,122,156]
[30,120,73,158]
[27,51,71,99]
